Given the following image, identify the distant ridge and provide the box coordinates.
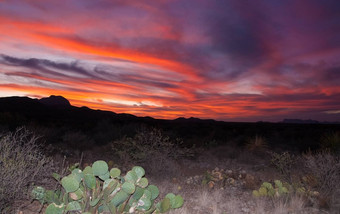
[281,119,339,124]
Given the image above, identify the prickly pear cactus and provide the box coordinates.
[253,180,289,198]
[31,160,184,214]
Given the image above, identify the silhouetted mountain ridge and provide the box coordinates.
[0,95,145,125]
[1,95,339,150]
[39,95,71,108]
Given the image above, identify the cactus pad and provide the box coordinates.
[112,191,129,207]
[147,185,159,200]
[92,160,109,176]
[61,175,79,193]
[157,198,171,213]
[122,181,136,194]
[99,171,110,181]
[125,170,138,183]
[84,173,96,189]
[132,166,145,178]
[65,201,81,211]
[83,166,93,175]
[137,177,148,188]
[110,168,121,178]
[45,203,65,214]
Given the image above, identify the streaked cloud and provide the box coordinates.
[0,0,339,121]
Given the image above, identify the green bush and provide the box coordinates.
[0,127,54,212]
[32,160,184,213]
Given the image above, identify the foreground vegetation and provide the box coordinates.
[0,126,339,213]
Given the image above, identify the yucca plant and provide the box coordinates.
[245,135,268,152]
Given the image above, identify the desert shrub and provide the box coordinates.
[270,151,295,183]
[320,131,340,154]
[32,160,184,213]
[245,135,268,152]
[303,151,340,209]
[0,127,54,212]
[111,127,194,165]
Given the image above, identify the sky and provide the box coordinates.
[0,0,339,122]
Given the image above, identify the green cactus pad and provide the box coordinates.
[137,177,148,188]
[62,192,69,205]
[71,168,84,183]
[92,160,109,176]
[122,181,136,194]
[125,170,138,183]
[147,185,159,200]
[133,187,145,200]
[165,193,182,208]
[137,196,152,211]
[132,166,145,178]
[274,180,283,188]
[99,171,110,181]
[108,202,117,214]
[103,179,118,199]
[61,175,80,193]
[69,188,83,201]
[258,187,267,196]
[103,178,117,190]
[171,195,184,209]
[90,197,100,207]
[142,189,152,199]
[84,173,96,189]
[262,182,273,190]
[165,193,175,201]
[44,190,61,204]
[112,191,129,207]
[252,190,260,197]
[83,166,93,175]
[110,168,121,178]
[268,189,275,197]
[157,198,171,213]
[65,201,81,211]
[45,203,65,214]
[98,203,110,213]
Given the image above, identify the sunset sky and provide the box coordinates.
[0,0,339,122]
